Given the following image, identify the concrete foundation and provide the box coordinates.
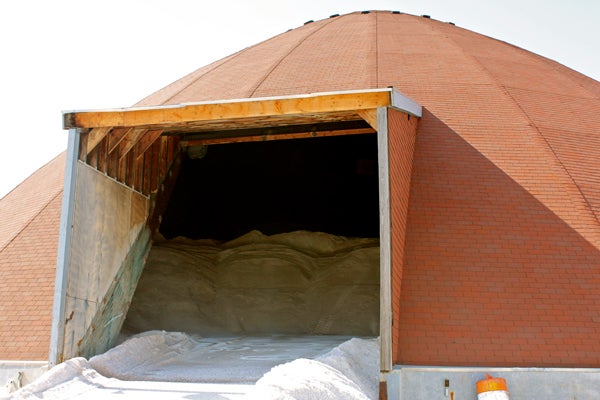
[386,366,600,400]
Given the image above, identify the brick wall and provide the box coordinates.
[387,108,419,361]
[394,110,600,367]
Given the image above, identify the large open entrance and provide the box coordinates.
[122,134,381,337]
[54,88,422,379]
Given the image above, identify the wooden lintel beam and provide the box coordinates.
[63,90,394,129]
[181,127,375,146]
[180,120,369,142]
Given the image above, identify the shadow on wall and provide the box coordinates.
[397,109,600,367]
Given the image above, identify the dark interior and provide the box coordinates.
[159,133,380,240]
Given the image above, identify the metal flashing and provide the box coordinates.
[49,129,80,366]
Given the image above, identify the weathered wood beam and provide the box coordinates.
[150,141,161,193]
[86,127,112,155]
[142,147,153,195]
[115,128,147,160]
[125,150,136,189]
[358,109,378,130]
[97,137,108,174]
[108,128,131,154]
[135,129,164,160]
[78,130,89,161]
[158,136,169,180]
[181,127,374,146]
[117,153,128,183]
[180,120,369,142]
[63,89,395,129]
[134,154,144,192]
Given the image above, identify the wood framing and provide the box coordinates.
[377,107,393,372]
[55,88,423,372]
[66,88,420,198]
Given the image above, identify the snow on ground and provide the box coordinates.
[4,332,378,400]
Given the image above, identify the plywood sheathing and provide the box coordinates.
[60,164,149,361]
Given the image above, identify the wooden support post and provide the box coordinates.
[377,106,393,373]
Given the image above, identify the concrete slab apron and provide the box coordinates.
[386,366,600,400]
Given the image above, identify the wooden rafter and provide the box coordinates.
[358,109,378,130]
[69,88,421,199]
[135,129,164,160]
[86,127,112,154]
[115,128,147,160]
[107,128,131,154]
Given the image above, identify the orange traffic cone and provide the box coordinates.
[476,374,510,399]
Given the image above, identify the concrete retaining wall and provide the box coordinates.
[0,361,48,394]
[386,366,600,400]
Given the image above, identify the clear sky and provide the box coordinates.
[0,0,598,198]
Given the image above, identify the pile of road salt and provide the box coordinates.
[5,331,378,399]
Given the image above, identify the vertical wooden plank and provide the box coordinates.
[142,147,153,195]
[78,130,89,162]
[126,148,136,188]
[377,106,392,373]
[134,154,144,192]
[97,137,108,174]
[159,136,169,180]
[107,151,118,179]
[150,141,161,193]
[166,136,176,166]
[117,154,128,183]
[87,146,99,170]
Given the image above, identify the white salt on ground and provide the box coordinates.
[5,231,380,399]
[5,332,378,400]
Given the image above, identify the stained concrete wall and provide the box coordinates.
[60,162,150,360]
[386,366,600,400]
[0,361,48,393]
